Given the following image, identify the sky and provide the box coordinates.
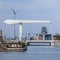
[0,0,60,38]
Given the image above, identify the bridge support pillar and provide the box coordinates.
[51,41,54,46]
[19,23,23,41]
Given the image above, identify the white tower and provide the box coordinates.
[19,23,23,41]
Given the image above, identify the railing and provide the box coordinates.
[1,33,60,42]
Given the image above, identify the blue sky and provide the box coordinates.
[0,0,60,37]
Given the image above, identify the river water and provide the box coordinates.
[0,46,60,60]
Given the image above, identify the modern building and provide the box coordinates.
[53,34,60,40]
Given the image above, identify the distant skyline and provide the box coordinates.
[0,0,60,37]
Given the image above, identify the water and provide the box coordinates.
[0,46,60,60]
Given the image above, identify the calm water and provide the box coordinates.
[0,46,60,60]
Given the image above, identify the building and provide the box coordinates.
[0,30,2,42]
[53,34,60,40]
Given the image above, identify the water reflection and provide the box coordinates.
[0,46,60,60]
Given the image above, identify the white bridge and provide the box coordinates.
[4,19,53,41]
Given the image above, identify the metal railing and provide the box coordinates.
[2,33,52,42]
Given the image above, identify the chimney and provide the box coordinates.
[0,30,2,42]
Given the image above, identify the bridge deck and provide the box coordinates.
[25,40,54,46]
[26,40,53,43]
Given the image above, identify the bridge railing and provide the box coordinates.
[23,33,52,41]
